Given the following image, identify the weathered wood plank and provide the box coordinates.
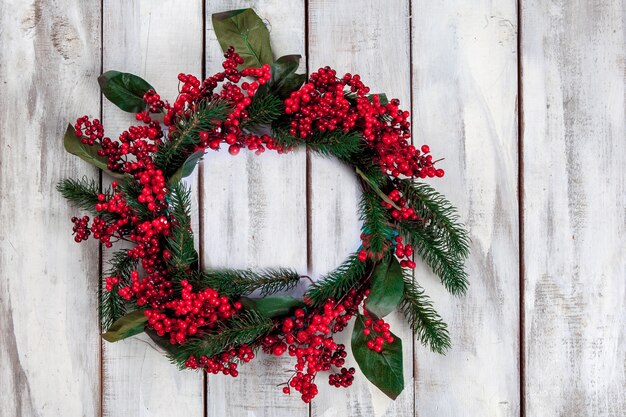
[101,1,203,416]
[202,2,308,416]
[0,1,101,416]
[521,1,626,416]
[411,1,520,416]
[307,1,414,416]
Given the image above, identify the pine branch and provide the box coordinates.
[358,190,393,256]
[397,221,468,295]
[165,182,198,277]
[243,90,283,127]
[190,268,301,298]
[57,177,111,216]
[398,179,470,257]
[272,125,362,159]
[167,310,274,369]
[154,99,231,176]
[100,250,138,331]
[399,272,451,354]
[305,254,368,307]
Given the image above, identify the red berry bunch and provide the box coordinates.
[185,345,255,377]
[361,303,394,353]
[284,67,444,180]
[70,215,91,242]
[144,280,242,344]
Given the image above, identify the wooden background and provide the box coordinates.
[0,0,624,416]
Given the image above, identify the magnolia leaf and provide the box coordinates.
[366,258,404,318]
[269,55,306,98]
[168,150,205,185]
[63,124,125,178]
[352,313,404,399]
[240,295,304,318]
[98,70,153,113]
[146,329,180,356]
[212,9,273,69]
[102,309,147,342]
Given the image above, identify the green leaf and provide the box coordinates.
[352,313,404,399]
[268,55,306,98]
[366,258,404,318]
[102,309,147,342]
[212,9,273,69]
[63,124,125,178]
[98,70,154,113]
[240,295,304,318]
[168,150,204,185]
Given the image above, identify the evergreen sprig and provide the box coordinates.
[56,177,111,217]
[154,99,231,176]
[165,182,198,277]
[167,310,274,369]
[305,254,369,307]
[398,179,469,257]
[397,220,468,295]
[359,190,393,256]
[399,273,451,354]
[190,268,301,298]
[100,250,138,331]
[243,90,284,127]
[272,125,362,159]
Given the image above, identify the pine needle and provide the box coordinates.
[100,250,138,331]
[399,272,451,354]
[165,182,198,276]
[305,254,368,306]
[190,268,301,297]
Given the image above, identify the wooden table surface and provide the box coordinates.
[1,1,624,416]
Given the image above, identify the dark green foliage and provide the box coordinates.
[154,99,230,176]
[272,125,362,160]
[98,71,153,113]
[100,250,138,331]
[167,310,274,369]
[190,268,301,298]
[165,182,198,277]
[398,179,470,257]
[399,273,451,354]
[57,177,109,216]
[359,190,393,256]
[305,254,368,307]
[243,90,284,127]
[397,220,468,295]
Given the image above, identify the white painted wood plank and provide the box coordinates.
[101,1,203,416]
[202,2,308,416]
[308,1,414,416]
[0,2,101,416]
[411,1,520,416]
[521,1,626,416]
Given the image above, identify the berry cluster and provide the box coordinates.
[185,345,255,377]
[361,303,394,353]
[258,290,365,402]
[145,280,242,344]
[285,67,444,180]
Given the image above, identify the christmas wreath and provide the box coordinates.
[58,9,469,402]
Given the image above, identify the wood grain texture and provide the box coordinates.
[0,1,101,416]
[411,1,520,416]
[202,2,308,416]
[521,1,626,416]
[307,1,414,416]
[101,1,203,416]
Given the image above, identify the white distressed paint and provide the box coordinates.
[522,1,626,416]
[0,1,101,417]
[411,1,520,416]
